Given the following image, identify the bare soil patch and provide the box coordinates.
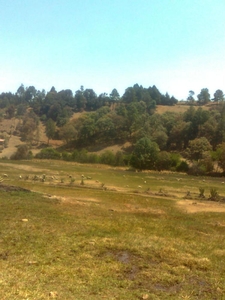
[0,162,50,173]
[0,183,30,192]
[0,135,24,159]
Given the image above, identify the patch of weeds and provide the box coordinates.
[184,190,192,199]
[209,188,219,201]
[70,177,75,184]
[199,187,205,199]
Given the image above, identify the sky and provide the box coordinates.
[0,0,225,100]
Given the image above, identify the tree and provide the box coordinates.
[110,89,120,101]
[50,86,57,93]
[187,90,195,104]
[130,137,159,170]
[83,89,98,111]
[59,123,77,145]
[48,103,62,122]
[16,84,25,102]
[75,89,87,111]
[213,89,224,102]
[78,115,96,142]
[187,107,210,140]
[5,105,15,119]
[185,137,212,161]
[17,104,27,116]
[45,119,56,144]
[151,130,168,150]
[197,88,211,105]
[10,144,32,160]
[168,120,190,150]
[148,85,162,104]
[96,116,115,141]
[215,143,225,172]
[156,151,172,171]
[18,112,39,144]
[25,86,37,102]
[122,87,137,103]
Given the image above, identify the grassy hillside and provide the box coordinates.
[0,160,225,299]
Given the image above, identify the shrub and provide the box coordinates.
[71,150,79,161]
[114,151,125,166]
[35,148,61,159]
[87,153,99,164]
[188,162,206,176]
[78,149,89,163]
[130,137,159,170]
[209,188,219,201]
[62,151,72,161]
[100,150,116,166]
[199,187,205,198]
[176,161,189,173]
[10,144,33,160]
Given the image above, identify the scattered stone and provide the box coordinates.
[49,291,58,298]
[28,260,38,265]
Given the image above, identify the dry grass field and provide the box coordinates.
[155,103,213,115]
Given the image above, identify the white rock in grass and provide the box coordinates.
[49,291,58,298]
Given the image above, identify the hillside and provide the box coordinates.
[0,101,224,177]
[0,104,192,159]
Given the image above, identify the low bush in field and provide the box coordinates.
[35,148,61,159]
[10,144,33,160]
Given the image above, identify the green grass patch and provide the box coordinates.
[0,160,225,299]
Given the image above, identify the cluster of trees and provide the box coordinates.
[0,84,178,126]
[187,89,224,105]
[1,83,225,175]
[55,101,225,151]
[24,145,186,173]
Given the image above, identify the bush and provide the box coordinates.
[114,151,125,166]
[71,150,79,161]
[130,137,159,170]
[10,144,33,160]
[62,151,72,161]
[78,149,89,163]
[188,162,207,176]
[176,161,189,173]
[99,150,116,166]
[87,153,99,164]
[35,148,61,159]
[209,188,219,201]
[199,187,205,198]
[156,151,172,171]
[170,153,181,168]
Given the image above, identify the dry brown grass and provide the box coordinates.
[155,104,212,115]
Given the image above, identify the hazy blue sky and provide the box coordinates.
[0,0,224,99]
